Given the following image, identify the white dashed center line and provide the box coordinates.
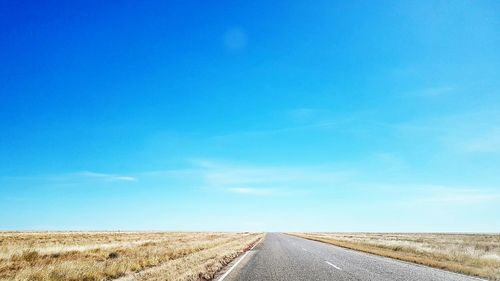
[325,261,342,270]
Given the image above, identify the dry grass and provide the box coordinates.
[0,231,263,281]
[292,232,500,280]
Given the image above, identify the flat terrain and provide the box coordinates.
[220,233,489,281]
[293,232,500,280]
[2,232,497,281]
[0,231,262,281]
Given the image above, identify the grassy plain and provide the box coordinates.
[0,231,262,281]
[292,232,500,280]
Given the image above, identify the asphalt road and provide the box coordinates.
[218,233,482,281]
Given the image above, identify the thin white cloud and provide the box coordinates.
[183,159,352,196]
[75,171,137,182]
[346,182,500,206]
[403,184,500,205]
[227,187,273,196]
[0,171,138,183]
[195,160,350,186]
[388,110,500,154]
[287,108,331,123]
[422,193,500,204]
[208,109,373,142]
[460,128,500,153]
[417,85,454,97]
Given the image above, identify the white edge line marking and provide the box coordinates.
[217,236,264,281]
[325,261,342,270]
[217,251,250,281]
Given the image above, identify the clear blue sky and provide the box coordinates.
[1,0,499,231]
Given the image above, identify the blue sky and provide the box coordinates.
[1,0,499,231]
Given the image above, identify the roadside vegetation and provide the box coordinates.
[292,232,500,280]
[0,231,262,281]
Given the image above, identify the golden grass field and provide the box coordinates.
[292,232,500,280]
[0,232,263,281]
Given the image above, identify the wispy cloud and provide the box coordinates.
[403,184,500,205]
[207,108,500,158]
[343,182,500,207]
[226,187,273,196]
[422,193,500,204]
[416,85,454,97]
[0,171,138,185]
[75,171,137,182]
[287,108,331,123]
[209,109,372,142]
[208,122,338,141]
[182,159,352,196]
[204,164,346,186]
[386,110,500,154]
[459,128,500,153]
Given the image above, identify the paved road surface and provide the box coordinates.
[219,233,482,281]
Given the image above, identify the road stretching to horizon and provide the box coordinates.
[217,233,482,281]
